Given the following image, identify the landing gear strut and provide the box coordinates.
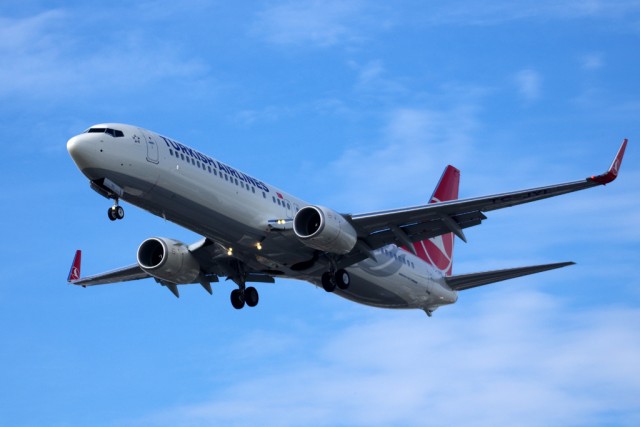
[321,269,350,292]
[107,202,124,221]
[227,260,260,310]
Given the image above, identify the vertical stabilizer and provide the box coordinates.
[410,166,460,276]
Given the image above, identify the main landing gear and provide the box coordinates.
[321,269,350,292]
[230,286,259,309]
[107,202,125,221]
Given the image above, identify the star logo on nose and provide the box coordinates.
[133,135,141,144]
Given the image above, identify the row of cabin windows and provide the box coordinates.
[168,147,298,212]
[168,148,265,197]
[272,196,291,210]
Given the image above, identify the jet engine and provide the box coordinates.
[137,237,201,284]
[293,205,357,254]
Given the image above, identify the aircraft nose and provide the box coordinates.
[67,134,86,165]
[67,133,100,173]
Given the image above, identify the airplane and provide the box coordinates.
[66,124,628,316]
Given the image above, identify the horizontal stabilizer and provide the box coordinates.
[445,262,574,291]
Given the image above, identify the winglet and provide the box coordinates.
[67,250,82,283]
[589,139,628,185]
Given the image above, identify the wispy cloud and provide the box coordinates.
[514,69,542,102]
[0,7,209,100]
[132,290,640,427]
[321,105,479,211]
[415,0,640,26]
[581,52,605,70]
[252,0,391,47]
[349,59,407,97]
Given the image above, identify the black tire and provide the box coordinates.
[230,289,245,309]
[107,207,117,221]
[115,205,125,219]
[335,269,350,290]
[245,287,259,307]
[321,272,336,292]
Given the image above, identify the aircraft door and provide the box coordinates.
[142,130,159,164]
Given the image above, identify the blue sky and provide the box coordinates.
[1,1,639,426]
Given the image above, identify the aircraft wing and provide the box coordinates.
[67,240,275,297]
[444,262,575,291]
[67,250,149,286]
[72,264,149,286]
[348,139,627,251]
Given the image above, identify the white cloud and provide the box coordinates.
[253,0,388,47]
[131,290,640,427]
[416,1,640,26]
[514,69,542,102]
[320,105,478,211]
[347,60,408,98]
[581,52,604,70]
[0,8,209,100]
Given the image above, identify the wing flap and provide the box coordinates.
[363,211,486,251]
[445,261,575,291]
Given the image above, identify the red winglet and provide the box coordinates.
[589,139,628,185]
[67,250,82,282]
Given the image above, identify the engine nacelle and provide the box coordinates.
[137,237,201,284]
[293,205,358,254]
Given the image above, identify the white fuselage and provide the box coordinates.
[67,124,458,313]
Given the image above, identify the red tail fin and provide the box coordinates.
[67,250,82,282]
[411,165,460,276]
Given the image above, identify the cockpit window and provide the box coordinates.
[86,127,124,138]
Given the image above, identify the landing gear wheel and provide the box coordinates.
[245,286,259,307]
[108,205,124,221]
[108,207,117,221]
[230,289,245,309]
[322,272,336,292]
[335,269,350,290]
[114,205,124,219]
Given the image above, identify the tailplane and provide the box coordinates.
[410,165,460,276]
[445,262,574,291]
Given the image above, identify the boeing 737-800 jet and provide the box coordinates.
[67,124,627,316]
